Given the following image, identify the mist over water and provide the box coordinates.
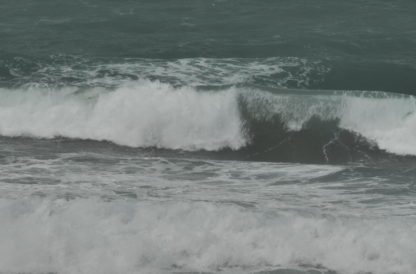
[1,1,416,273]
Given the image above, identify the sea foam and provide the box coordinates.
[1,81,416,156]
[0,198,414,274]
[0,81,245,151]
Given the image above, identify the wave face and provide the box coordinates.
[239,89,416,162]
[0,80,415,163]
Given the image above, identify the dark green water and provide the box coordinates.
[2,0,416,92]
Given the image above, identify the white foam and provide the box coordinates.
[0,81,246,151]
[1,82,416,156]
[339,95,416,155]
[0,198,414,274]
[26,57,326,88]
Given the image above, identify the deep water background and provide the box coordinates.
[1,0,416,93]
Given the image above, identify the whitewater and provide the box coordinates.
[1,151,416,274]
[1,0,416,273]
[1,80,416,157]
[0,78,415,273]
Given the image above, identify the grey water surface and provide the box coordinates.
[0,1,416,273]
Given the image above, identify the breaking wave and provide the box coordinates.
[0,80,415,163]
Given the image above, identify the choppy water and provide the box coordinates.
[1,1,416,273]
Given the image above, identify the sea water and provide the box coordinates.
[1,1,416,273]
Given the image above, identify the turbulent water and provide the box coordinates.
[1,1,416,273]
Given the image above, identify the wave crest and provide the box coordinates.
[0,81,246,151]
[0,81,415,163]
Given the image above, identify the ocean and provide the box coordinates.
[1,0,416,273]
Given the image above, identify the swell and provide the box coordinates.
[316,60,416,95]
[0,81,415,164]
[1,0,416,61]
